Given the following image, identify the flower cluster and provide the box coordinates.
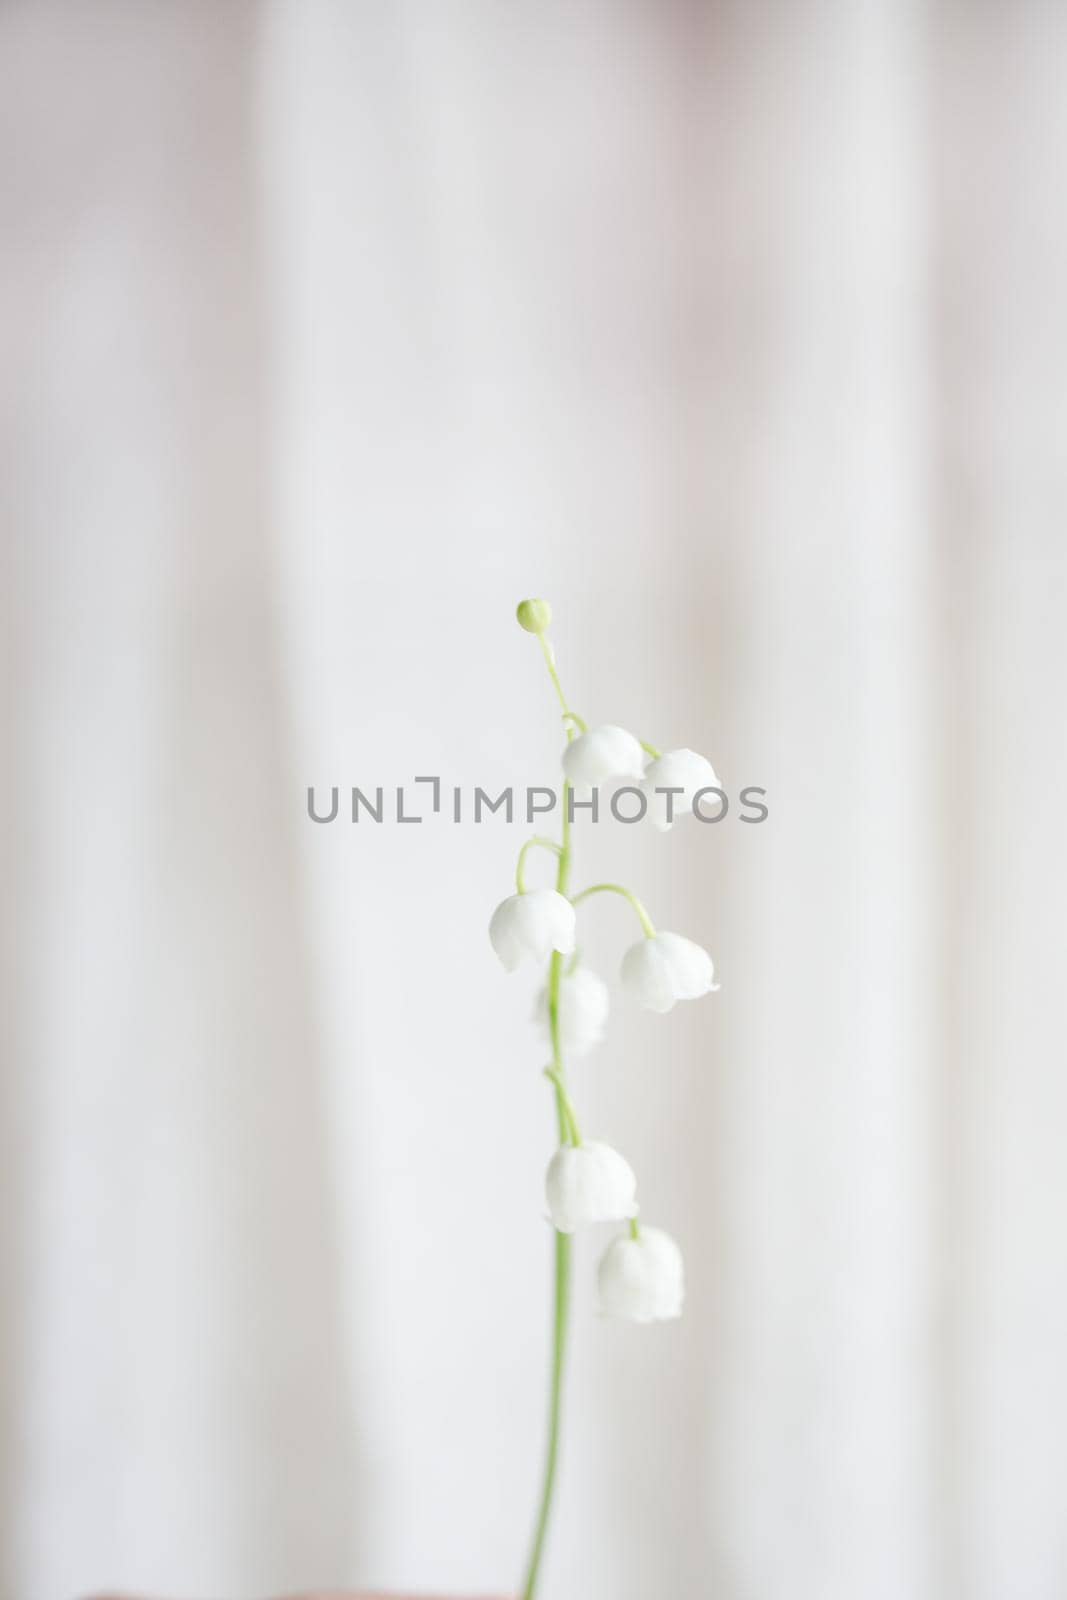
[491,600,720,1325]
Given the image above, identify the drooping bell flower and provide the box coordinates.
[489,890,576,972]
[620,931,717,1013]
[545,1141,638,1234]
[597,1225,684,1322]
[534,965,610,1057]
[640,747,720,831]
[561,724,646,790]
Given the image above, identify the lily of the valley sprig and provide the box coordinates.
[492,598,719,1599]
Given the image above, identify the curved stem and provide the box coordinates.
[571,881,657,939]
[640,738,663,760]
[516,835,563,894]
[544,1067,582,1145]
[538,632,569,717]
[524,1228,570,1599]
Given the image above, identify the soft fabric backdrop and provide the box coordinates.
[2,2,1065,1598]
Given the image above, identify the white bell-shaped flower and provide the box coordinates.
[598,1225,685,1322]
[545,1140,638,1234]
[489,890,576,972]
[533,965,610,1057]
[620,931,717,1013]
[641,747,720,831]
[561,724,646,790]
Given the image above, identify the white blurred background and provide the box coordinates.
[3,2,1066,1598]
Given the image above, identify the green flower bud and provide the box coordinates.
[516,597,552,634]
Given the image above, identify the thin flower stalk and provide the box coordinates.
[491,598,720,1597]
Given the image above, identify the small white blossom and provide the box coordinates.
[620,931,717,1013]
[641,747,720,831]
[545,1141,638,1234]
[534,966,610,1057]
[561,724,646,790]
[489,890,576,972]
[598,1225,684,1322]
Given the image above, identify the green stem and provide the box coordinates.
[523,637,579,1600]
[571,881,657,938]
[538,633,569,717]
[524,1228,570,1599]
[544,1067,582,1145]
[516,835,563,894]
[640,739,663,759]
